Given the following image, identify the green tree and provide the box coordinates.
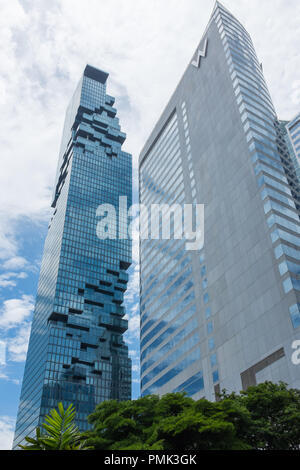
[19,403,91,450]
[86,395,162,450]
[153,395,252,450]
[86,382,300,450]
[20,382,300,450]
[86,392,251,450]
[222,381,300,450]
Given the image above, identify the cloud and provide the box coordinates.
[0,272,28,290]
[2,257,28,271]
[291,80,300,107]
[0,216,19,261]
[7,323,31,362]
[0,0,298,285]
[0,416,15,450]
[0,0,297,225]
[125,266,139,304]
[129,349,140,359]
[128,313,140,336]
[0,341,5,365]
[0,371,20,385]
[0,295,33,387]
[0,295,34,330]
[0,278,16,289]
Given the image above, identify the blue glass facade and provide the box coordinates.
[13,65,132,448]
[139,112,203,398]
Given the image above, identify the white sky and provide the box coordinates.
[0,0,299,227]
[0,0,299,449]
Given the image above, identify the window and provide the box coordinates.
[290,304,300,329]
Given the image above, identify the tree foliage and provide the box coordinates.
[86,382,300,450]
[19,402,91,450]
[21,382,300,450]
[221,381,300,450]
[86,392,251,450]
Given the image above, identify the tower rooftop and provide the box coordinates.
[84,64,109,84]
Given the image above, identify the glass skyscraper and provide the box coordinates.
[139,2,300,400]
[285,113,300,183]
[13,65,132,448]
